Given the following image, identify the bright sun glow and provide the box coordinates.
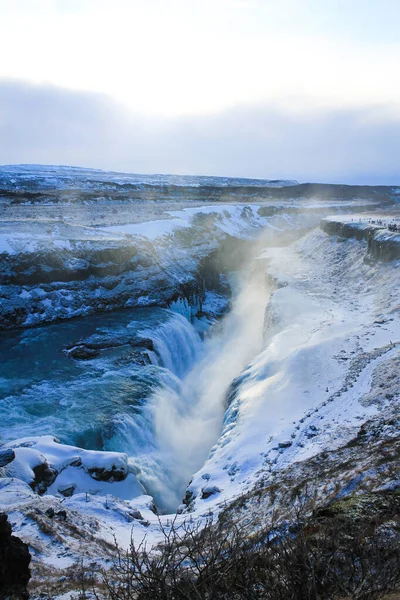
[1,0,400,117]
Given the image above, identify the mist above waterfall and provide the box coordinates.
[125,221,324,511]
[131,261,270,512]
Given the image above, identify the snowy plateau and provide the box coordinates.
[0,165,399,598]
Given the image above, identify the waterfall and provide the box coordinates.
[129,268,270,512]
[140,312,202,379]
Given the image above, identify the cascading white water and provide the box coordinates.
[106,311,201,450]
[141,312,202,378]
[129,266,270,512]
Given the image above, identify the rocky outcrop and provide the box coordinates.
[0,449,15,468]
[321,217,400,261]
[201,485,221,499]
[0,232,251,331]
[0,513,31,600]
[0,244,143,286]
[64,334,155,361]
[0,229,241,330]
[0,242,208,330]
[87,464,127,482]
[31,462,58,495]
[368,229,400,261]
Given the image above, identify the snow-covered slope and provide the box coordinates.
[184,217,399,513]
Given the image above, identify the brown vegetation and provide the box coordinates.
[75,491,400,600]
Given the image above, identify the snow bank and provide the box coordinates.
[184,225,400,511]
[4,435,145,500]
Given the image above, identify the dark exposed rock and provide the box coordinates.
[278,441,293,449]
[117,349,152,367]
[182,490,194,507]
[65,335,154,363]
[0,513,31,600]
[58,483,76,497]
[0,448,15,468]
[88,465,127,482]
[201,485,221,499]
[132,338,154,351]
[130,509,143,520]
[31,462,58,495]
[321,218,400,262]
[66,345,100,360]
[46,508,67,521]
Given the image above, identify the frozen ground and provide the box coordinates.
[1,198,380,331]
[185,220,399,511]
[1,213,399,598]
[0,199,380,254]
[0,163,299,190]
[0,167,399,598]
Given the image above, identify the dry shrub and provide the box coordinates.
[79,492,400,600]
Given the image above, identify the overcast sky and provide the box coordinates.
[1,0,399,183]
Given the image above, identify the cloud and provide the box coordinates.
[0,78,399,184]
